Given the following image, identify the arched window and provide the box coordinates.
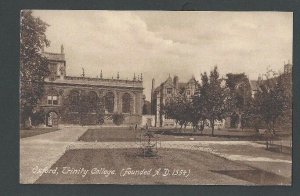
[104,92,114,113]
[69,90,80,112]
[87,91,98,112]
[122,93,131,113]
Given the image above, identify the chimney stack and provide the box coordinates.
[61,44,64,54]
[173,75,179,90]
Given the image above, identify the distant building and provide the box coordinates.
[151,75,199,127]
[249,80,259,98]
[38,45,144,126]
[249,62,292,98]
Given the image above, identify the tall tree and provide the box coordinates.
[225,73,252,128]
[192,86,207,133]
[163,95,191,131]
[253,70,290,134]
[199,67,231,136]
[20,10,50,128]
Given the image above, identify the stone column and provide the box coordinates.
[113,90,118,113]
[135,92,142,115]
[118,92,122,113]
[132,93,136,114]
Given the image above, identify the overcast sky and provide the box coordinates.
[32,11,293,100]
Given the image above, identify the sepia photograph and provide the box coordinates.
[19,10,292,185]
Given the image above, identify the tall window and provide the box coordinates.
[105,92,114,113]
[87,91,98,112]
[69,90,80,112]
[122,93,131,113]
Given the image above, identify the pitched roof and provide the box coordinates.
[153,76,198,93]
[178,82,187,89]
[43,52,65,62]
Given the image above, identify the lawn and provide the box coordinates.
[150,128,292,141]
[20,128,60,138]
[35,148,290,185]
[78,127,292,142]
[78,127,139,142]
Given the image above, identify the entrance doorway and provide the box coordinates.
[46,111,58,127]
[147,118,152,127]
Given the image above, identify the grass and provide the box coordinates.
[20,128,60,139]
[150,128,292,141]
[78,127,292,142]
[78,127,138,142]
[35,148,290,185]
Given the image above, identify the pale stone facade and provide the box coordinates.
[39,46,144,126]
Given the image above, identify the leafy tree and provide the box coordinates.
[20,10,50,128]
[253,70,290,134]
[163,95,192,131]
[112,113,125,125]
[192,88,207,133]
[225,73,252,128]
[31,108,46,126]
[198,67,231,136]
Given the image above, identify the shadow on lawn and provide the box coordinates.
[212,169,291,185]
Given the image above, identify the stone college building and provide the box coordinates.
[39,46,144,127]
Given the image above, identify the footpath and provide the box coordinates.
[20,127,87,184]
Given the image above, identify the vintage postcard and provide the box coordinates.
[20,10,292,185]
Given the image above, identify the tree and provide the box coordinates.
[20,10,50,128]
[225,73,252,128]
[198,67,231,136]
[253,70,290,134]
[192,87,207,133]
[163,95,192,131]
[112,113,125,125]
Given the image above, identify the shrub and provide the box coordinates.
[31,109,45,126]
[112,113,124,125]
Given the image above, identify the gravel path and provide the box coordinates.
[20,127,87,184]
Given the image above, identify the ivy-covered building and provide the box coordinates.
[39,46,144,126]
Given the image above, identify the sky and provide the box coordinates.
[32,11,293,100]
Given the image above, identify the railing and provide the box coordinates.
[137,128,161,157]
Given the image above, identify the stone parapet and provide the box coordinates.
[45,76,143,89]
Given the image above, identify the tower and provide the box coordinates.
[133,73,136,81]
[173,75,179,91]
[151,78,155,115]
